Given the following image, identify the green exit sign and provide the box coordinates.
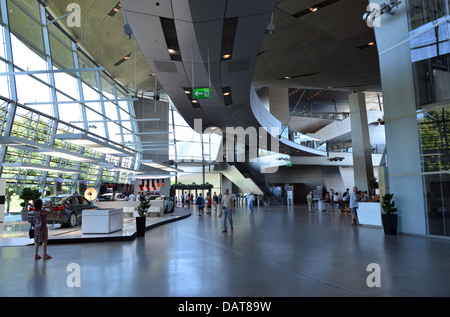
[193,88,211,99]
[286,162,292,167]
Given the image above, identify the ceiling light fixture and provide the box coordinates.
[309,7,318,12]
[222,54,231,59]
[168,48,177,54]
[107,2,122,17]
[113,53,131,66]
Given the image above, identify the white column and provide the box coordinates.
[349,92,374,191]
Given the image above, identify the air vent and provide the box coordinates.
[160,17,182,61]
[258,50,268,56]
[278,72,320,80]
[221,17,238,61]
[108,2,122,17]
[154,61,178,73]
[292,0,341,19]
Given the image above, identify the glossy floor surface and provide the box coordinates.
[1,204,450,297]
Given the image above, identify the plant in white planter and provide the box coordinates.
[381,193,398,235]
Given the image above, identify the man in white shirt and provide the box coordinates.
[221,188,233,233]
[248,193,255,213]
[349,186,360,226]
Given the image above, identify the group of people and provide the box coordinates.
[307,186,366,226]
[181,189,256,233]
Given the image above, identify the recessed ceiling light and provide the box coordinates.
[368,41,375,46]
[191,99,198,103]
[223,92,230,96]
[222,54,231,59]
[284,76,291,79]
[185,90,191,94]
[168,48,177,54]
[309,7,318,12]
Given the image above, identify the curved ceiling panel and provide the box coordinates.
[121,0,276,131]
[121,0,325,158]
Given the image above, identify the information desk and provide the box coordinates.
[357,202,382,227]
[82,209,123,234]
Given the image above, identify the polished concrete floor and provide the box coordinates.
[1,204,450,298]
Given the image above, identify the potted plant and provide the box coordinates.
[381,193,398,235]
[136,196,150,236]
[368,177,378,196]
[19,188,41,221]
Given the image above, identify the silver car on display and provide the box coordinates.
[28,194,98,228]
[149,195,175,213]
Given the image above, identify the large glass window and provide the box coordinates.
[0,0,139,200]
[417,107,450,236]
[408,0,450,108]
[409,0,450,237]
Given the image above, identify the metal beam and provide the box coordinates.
[0,67,105,76]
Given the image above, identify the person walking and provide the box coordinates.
[33,199,52,260]
[248,192,255,213]
[206,193,212,214]
[307,191,313,212]
[196,193,205,216]
[213,192,218,213]
[221,188,233,233]
[186,193,191,209]
[350,186,360,226]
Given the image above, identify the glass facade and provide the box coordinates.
[0,0,141,204]
[408,0,450,236]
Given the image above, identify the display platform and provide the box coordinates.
[0,208,191,246]
[82,209,123,234]
[358,202,382,227]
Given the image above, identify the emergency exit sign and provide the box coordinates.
[193,88,211,99]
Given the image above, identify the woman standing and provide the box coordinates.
[33,199,52,260]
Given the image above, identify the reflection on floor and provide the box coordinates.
[1,204,450,297]
[0,208,190,246]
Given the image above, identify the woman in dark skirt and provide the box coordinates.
[33,199,52,260]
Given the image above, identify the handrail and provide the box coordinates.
[0,96,137,154]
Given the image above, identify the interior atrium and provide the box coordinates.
[0,0,449,301]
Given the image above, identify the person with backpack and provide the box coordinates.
[196,193,205,216]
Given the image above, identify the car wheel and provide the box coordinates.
[67,212,77,227]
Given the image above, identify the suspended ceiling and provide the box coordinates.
[44,0,381,97]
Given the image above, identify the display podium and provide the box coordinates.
[82,209,123,234]
[358,202,382,226]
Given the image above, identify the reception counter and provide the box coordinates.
[358,202,382,227]
[82,209,123,234]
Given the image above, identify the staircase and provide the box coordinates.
[228,161,282,206]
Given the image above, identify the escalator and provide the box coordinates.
[227,160,282,206]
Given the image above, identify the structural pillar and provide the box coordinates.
[349,92,373,191]
[371,0,426,235]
